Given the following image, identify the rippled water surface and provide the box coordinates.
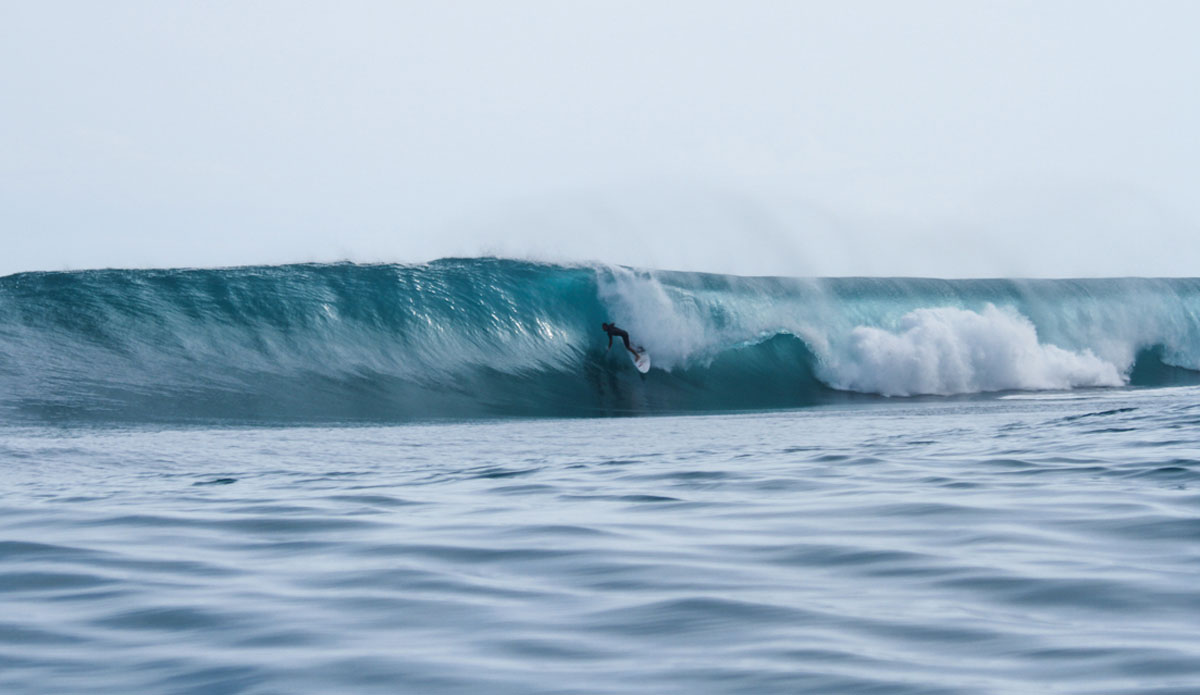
[3,390,1200,694]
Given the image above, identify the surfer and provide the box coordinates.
[602,322,640,358]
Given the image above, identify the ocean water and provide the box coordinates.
[2,259,1200,694]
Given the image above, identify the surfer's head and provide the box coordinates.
[601,322,610,331]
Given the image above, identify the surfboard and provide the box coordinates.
[631,347,651,373]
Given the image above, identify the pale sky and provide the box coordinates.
[2,1,1198,277]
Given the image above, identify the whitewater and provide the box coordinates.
[2,258,1199,421]
[2,258,1199,694]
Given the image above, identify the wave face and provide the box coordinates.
[2,259,1199,422]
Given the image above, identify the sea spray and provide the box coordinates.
[826,305,1124,396]
[1,258,1198,421]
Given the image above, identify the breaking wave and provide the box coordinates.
[1,258,1198,422]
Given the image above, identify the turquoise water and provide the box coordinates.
[3,389,1199,694]
[3,259,1200,693]
[3,259,1200,421]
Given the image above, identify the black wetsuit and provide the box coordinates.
[603,324,637,354]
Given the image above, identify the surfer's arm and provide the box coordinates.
[607,335,612,350]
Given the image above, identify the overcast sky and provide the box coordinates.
[2,1,1198,277]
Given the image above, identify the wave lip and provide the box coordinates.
[2,259,1199,422]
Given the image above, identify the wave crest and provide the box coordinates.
[2,259,1198,421]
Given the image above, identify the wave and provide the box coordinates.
[2,258,1199,422]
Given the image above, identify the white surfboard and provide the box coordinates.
[630,347,651,373]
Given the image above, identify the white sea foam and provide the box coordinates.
[823,305,1126,396]
[596,267,715,369]
[597,268,1141,395]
